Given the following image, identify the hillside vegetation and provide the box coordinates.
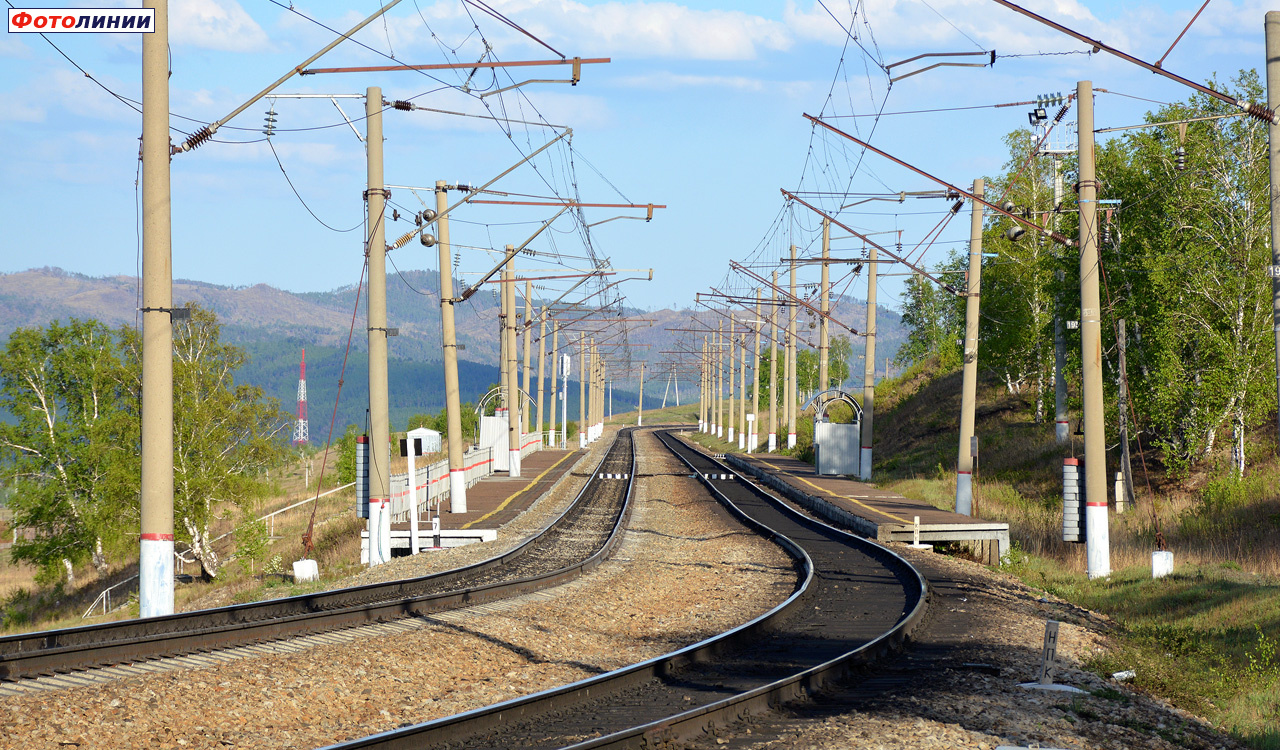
[871,357,1280,748]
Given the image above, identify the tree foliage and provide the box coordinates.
[159,305,289,578]
[2,306,287,582]
[892,71,1277,476]
[894,256,965,370]
[0,320,138,582]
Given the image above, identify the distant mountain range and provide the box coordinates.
[0,267,906,432]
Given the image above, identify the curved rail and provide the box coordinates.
[0,430,637,682]
[316,428,928,749]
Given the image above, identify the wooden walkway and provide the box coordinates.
[727,452,1010,564]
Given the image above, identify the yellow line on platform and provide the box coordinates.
[753,457,911,524]
[461,451,578,529]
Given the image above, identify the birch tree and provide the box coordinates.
[143,305,289,579]
[0,320,138,583]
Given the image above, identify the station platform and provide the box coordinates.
[723,451,1010,564]
[365,448,583,556]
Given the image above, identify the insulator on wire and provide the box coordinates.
[1053,104,1070,124]
[263,106,277,137]
[1174,147,1186,171]
[1101,225,1112,244]
[392,100,414,111]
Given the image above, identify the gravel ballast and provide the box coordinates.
[1,428,796,750]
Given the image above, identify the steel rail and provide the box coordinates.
[0,433,635,682]
[316,428,927,750]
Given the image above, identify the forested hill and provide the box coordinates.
[0,267,906,431]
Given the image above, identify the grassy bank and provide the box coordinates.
[868,357,1280,747]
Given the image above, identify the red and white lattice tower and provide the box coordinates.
[292,348,309,445]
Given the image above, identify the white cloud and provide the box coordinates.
[785,0,1118,58]
[171,0,269,52]
[361,0,794,61]
[0,35,32,59]
[616,71,814,98]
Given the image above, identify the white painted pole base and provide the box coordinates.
[955,471,973,516]
[698,420,704,432]
[768,433,776,452]
[1086,502,1110,579]
[859,447,872,481]
[579,434,586,449]
[509,449,522,478]
[449,469,467,514]
[139,537,174,618]
[292,558,319,582]
[1055,420,1069,444]
[737,434,745,451]
[728,427,735,442]
[787,432,796,449]
[1152,550,1174,578]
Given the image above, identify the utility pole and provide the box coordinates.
[505,262,522,476]
[522,281,533,434]
[788,244,798,449]
[1117,319,1134,511]
[752,288,762,452]
[956,178,984,516]
[819,217,831,393]
[579,333,587,448]
[434,181,467,514]
[860,240,878,480]
[1079,80,1110,579]
[1268,12,1280,454]
[699,338,707,432]
[365,87,391,566]
[732,317,742,442]
[140,0,174,616]
[717,321,725,439]
[738,324,747,450]
[536,306,547,443]
[1052,156,1070,444]
[548,323,559,446]
[638,362,645,426]
[769,272,779,452]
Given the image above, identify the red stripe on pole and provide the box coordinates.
[140,533,174,541]
[1063,457,1080,465]
[957,471,972,475]
[1086,501,1108,507]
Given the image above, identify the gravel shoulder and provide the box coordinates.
[685,544,1245,750]
[2,428,797,750]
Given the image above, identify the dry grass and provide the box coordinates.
[870,357,1280,747]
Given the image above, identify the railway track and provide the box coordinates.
[316,428,928,750]
[0,430,636,683]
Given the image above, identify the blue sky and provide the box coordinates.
[1,0,1273,316]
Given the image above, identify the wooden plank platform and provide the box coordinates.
[387,448,582,535]
[725,452,1010,564]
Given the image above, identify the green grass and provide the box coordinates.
[867,356,1280,747]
